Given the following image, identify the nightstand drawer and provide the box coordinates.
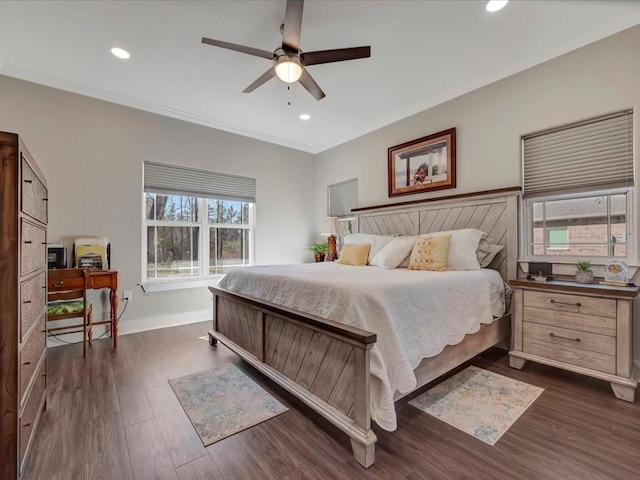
[524,290,616,318]
[523,305,616,337]
[523,321,615,374]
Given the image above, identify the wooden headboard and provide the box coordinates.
[353,189,519,281]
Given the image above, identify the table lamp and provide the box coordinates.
[322,216,340,262]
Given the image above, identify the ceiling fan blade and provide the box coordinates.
[298,69,325,101]
[202,37,273,60]
[282,0,304,52]
[242,68,277,93]
[302,46,371,66]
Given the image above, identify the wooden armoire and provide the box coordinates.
[0,132,48,479]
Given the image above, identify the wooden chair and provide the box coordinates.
[47,268,93,357]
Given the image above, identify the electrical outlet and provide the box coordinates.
[123,291,132,302]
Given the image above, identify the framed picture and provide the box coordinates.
[388,128,456,197]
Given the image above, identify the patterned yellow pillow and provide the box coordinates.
[337,243,371,266]
[408,235,451,271]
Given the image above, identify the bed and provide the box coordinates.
[208,188,518,467]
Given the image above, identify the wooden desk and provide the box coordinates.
[48,269,119,348]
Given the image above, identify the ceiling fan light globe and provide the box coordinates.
[275,55,303,83]
[486,0,509,12]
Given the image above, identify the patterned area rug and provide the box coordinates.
[169,363,288,446]
[408,365,544,445]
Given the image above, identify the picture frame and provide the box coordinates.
[387,127,456,197]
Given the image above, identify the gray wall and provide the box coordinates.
[2,25,639,362]
[313,25,640,363]
[0,76,315,335]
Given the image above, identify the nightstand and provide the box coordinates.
[509,278,639,402]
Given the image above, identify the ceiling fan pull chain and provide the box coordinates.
[288,85,291,106]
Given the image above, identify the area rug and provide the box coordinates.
[168,363,288,446]
[408,365,544,445]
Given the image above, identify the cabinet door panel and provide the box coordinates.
[20,271,46,341]
[523,322,615,374]
[21,156,48,224]
[20,220,46,276]
[523,305,616,336]
[524,290,616,318]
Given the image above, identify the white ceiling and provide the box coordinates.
[1,1,640,154]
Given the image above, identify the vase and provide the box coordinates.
[575,269,594,284]
[314,253,326,263]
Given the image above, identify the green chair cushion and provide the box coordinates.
[47,300,91,316]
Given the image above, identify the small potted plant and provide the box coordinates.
[575,260,594,284]
[307,242,328,262]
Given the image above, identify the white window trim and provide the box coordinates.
[520,186,636,266]
[141,195,255,291]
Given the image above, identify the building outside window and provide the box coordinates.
[530,192,628,257]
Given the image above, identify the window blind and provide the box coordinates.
[328,178,358,217]
[144,161,256,203]
[523,110,634,196]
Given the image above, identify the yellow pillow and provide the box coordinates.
[337,244,371,266]
[408,235,451,271]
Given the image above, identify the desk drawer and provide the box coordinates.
[21,271,47,341]
[21,220,46,275]
[48,270,116,291]
[523,305,616,337]
[523,321,615,374]
[48,273,83,291]
[20,315,46,406]
[21,155,48,224]
[524,290,616,318]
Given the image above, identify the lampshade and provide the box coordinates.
[322,216,340,235]
[274,55,303,83]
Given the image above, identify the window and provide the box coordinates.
[143,162,255,286]
[522,110,634,261]
[207,199,252,275]
[528,191,628,257]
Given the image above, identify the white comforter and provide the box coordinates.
[217,262,505,431]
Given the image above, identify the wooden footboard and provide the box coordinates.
[208,286,378,467]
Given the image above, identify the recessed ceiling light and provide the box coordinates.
[110,47,130,59]
[486,0,509,12]
[299,114,311,120]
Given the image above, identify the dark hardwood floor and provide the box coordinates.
[25,321,640,480]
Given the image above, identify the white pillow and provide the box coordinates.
[476,238,504,268]
[370,237,416,269]
[421,228,484,270]
[343,234,395,263]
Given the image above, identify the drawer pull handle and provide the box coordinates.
[23,422,31,427]
[23,300,32,304]
[24,240,32,244]
[23,179,32,184]
[43,198,48,202]
[550,299,581,307]
[22,361,31,366]
[54,280,63,288]
[549,332,581,342]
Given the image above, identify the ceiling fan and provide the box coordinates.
[201,0,371,101]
